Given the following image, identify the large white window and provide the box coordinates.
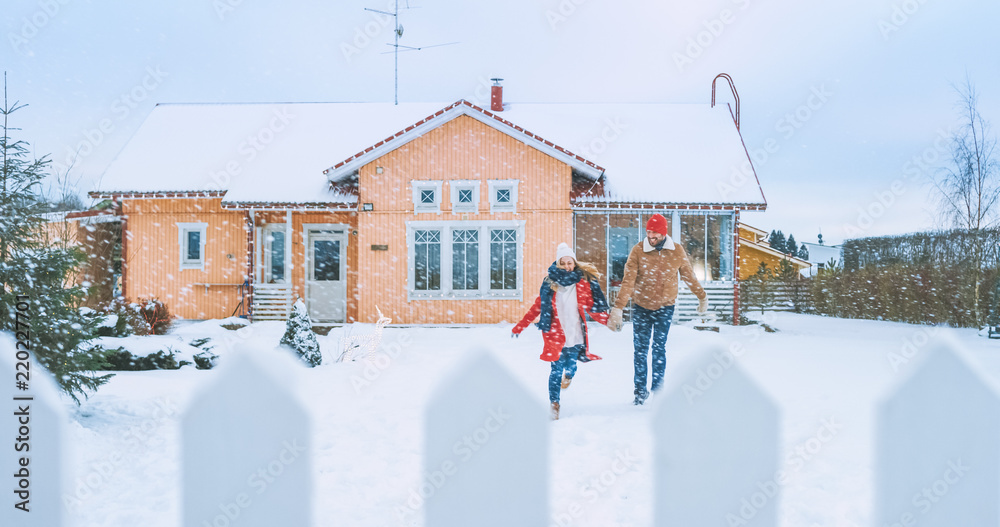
[412,180,443,214]
[177,222,208,271]
[406,220,525,300]
[488,180,518,213]
[449,180,481,214]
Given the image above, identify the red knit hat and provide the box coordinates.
[646,214,668,236]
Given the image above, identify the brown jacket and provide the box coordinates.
[613,238,706,311]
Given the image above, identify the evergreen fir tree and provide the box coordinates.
[741,262,776,315]
[768,230,787,253]
[798,243,810,260]
[0,75,112,403]
[280,299,322,367]
[785,234,798,256]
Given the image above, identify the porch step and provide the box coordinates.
[608,281,735,323]
[251,284,293,321]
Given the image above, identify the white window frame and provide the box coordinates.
[177,222,208,271]
[405,220,525,300]
[263,223,288,283]
[412,180,443,214]
[449,180,481,214]
[488,179,518,213]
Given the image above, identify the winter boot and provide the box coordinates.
[633,387,649,406]
[561,373,572,390]
[550,401,560,420]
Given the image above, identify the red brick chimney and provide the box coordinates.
[490,78,504,112]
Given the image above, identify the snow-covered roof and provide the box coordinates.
[95,101,765,206]
[496,103,764,205]
[95,102,445,204]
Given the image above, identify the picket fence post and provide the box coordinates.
[876,337,1000,526]
[0,334,66,527]
[423,349,548,527]
[652,343,780,526]
[182,346,311,527]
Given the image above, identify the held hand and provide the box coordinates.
[608,308,624,332]
[697,297,709,314]
[511,332,519,339]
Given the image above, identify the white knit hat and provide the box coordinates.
[556,242,576,262]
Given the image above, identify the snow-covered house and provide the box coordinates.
[736,223,811,279]
[799,241,843,277]
[90,81,766,324]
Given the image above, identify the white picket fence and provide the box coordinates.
[2,333,998,526]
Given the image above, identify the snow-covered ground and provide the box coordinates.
[62,313,1000,527]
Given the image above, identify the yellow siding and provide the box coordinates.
[356,114,573,324]
[123,198,247,320]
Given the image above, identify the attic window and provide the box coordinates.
[450,180,480,214]
[412,180,443,214]
[488,180,518,213]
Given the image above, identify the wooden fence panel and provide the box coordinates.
[182,347,311,527]
[653,343,780,526]
[0,334,66,527]
[876,338,1000,526]
[424,350,547,527]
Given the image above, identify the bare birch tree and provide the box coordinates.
[934,76,999,324]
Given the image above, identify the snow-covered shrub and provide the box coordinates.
[279,299,322,367]
[102,346,188,370]
[194,351,219,370]
[136,297,172,335]
[190,337,219,369]
[91,298,152,336]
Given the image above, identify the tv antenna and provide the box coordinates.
[364,0,457,105]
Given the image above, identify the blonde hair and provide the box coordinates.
[576,261,601,282]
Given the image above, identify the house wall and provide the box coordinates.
[738,243,813,280]
[254,211,359,322]
[42,216,119,308]
[122,198,248,320]
[354,114,573,324]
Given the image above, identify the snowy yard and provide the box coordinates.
[62,313,1000,527]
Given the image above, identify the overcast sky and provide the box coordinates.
[3,0,998,245]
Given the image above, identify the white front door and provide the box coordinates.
[306,229,347,323]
